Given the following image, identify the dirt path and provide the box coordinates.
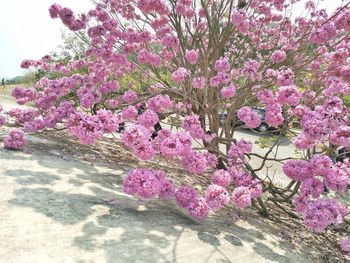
[0,127,319,263]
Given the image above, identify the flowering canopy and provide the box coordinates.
[3,0,350,241]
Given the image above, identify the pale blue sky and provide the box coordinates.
[0,0,342,78]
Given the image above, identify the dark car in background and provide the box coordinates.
[330,144,350,163]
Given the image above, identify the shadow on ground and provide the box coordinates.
[0,130,319,263]
[0,158,314,262]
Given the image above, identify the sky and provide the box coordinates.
[0,0,94,78]
[0,0,344,78]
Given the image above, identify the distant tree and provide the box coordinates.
[21,71,38,85]
[51,30,89,63]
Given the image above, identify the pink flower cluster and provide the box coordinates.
[49,4,88,31]
[215,57,230,72]
[310,22,336,45]
[67,110,121,145]
[175,177,257,219]
[220,85,236,99]
[210,163,263,210]
[286,154,350,231]
[277,86,301,106]
[181,150,208,174]
[330,126,350,148]
[325,161,350,194]
[137,110,159,128]
[277,68,294,86]
[231,186,252,208]
[122,106,138,120]
[271,50,286,63]
[283,159,315,181]
[138,0,169,16]
[99,81,119,95]
[185,50,198,65]
[3,129,27,150]
[175,185,209,219]
[211,169,231,187]
[300,178,324,198]
[121,124,157,160]
[9,109,40,124]
[174,166,262,217]
[123,90,138,103]
[175,185,198,208]
[122,124,151,147]
[172,67,190,83]
[265,103,284,127]
[25,119,45,133]
[181,115,206,139]
[174,0,193,17]
[302,199,347,232]
[192,77,206,89]
[231,11,249,33]
[106,99,121,109]
[137,50,162,67]
[11,87,37,105]
[158,131,190,156]
[340,237,350,253]
[229,168,262,198]
[77,86,101,109]
[205,184,230,211]
[335,9,350,30]
[124,169,176,199]
[242,60,260,80]
[147,95,173,113]
[257,89,275,104]
[237,106,261,128]
[228,139,253,162]
[187,197,210,220]
[161,35,180,49]
[209,72,230,87]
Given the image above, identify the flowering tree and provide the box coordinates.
[3,0,350,241]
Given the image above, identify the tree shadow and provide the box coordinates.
[0,135,319,263]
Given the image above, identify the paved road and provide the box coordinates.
[162,121,295,186]
[232,129,295,186]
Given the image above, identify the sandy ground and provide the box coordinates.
[0,128,317,263]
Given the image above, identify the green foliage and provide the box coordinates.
[118,67,172,94]
[255,136,279,149]
[293,150,304,159]
[168,115,182,127]
[343,95,350,107]
[7,76,25,85]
